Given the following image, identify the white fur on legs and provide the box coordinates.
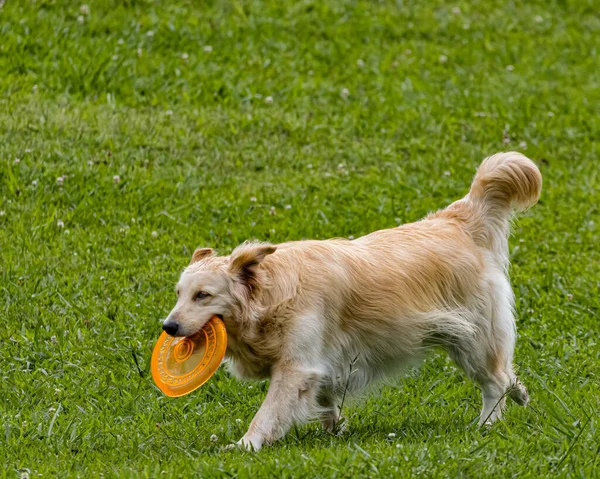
[478,374,509,425]
[237,364,321,451]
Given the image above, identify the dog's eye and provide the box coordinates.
[195,291,210,301]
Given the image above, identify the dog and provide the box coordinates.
[162,152,541,450]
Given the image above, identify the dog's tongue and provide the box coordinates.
[151,316,227,397]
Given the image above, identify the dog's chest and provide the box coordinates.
[225,333,275,380]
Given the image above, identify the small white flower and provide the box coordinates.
[338,163,345,169]
[506,65,514,71]
[269,206,276,215]
[307,163,313,169]
[113,175,120,183]
[405,49,412,55]
[32,84,38,92]
[210,434,218,442]
[248,385,253,389]
[31,180,38,187]
[151,231,158,238]
[341,88,350,99]
[451,7,461,14]
[284,204,291,210]
[165,110,173,116]
[388,432,396,438]
[527,308,534,314]
[236,418,242,423]
[0,211,5,216]
[87,160,93,166]
[117,38,124,45]
[14,158,21,164]
[57,220,64,228]
[356,59,365,68]
[547,111,554,117]
[111,54,118,61]
[443,170,451,177]
[77,15,85,24]
[55,388,61,393]
[250,196,257,202]
[439,54,448,63]
[308,70,314,76]
[20,470,29,479]
[146,30,154,37]
[535,15,543,23]
[56,177,64,186]
[567,293,573,300]
[64,230,70,235]
[203,45,213,53]
[264,96,273,104]
[137,47,143,57]
[391,60,399,68]
[519,141,527,149]
[80,4,90,15]
[49,407,56,412]
[348,235,354,240]
[181,52,189,61]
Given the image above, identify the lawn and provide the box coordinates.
[1,0,599,477]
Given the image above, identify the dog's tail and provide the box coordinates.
[446,152,541,253]
[469,152,542,216]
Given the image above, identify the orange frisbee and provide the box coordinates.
[151,316,227,397]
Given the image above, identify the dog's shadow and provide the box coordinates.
[284,403,479,449]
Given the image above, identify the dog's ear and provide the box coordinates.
[229,243,276,290]
[190,247,214,264]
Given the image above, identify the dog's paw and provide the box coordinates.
[232,434,263,451]
[322,414,347,436]
[508,379,529,406]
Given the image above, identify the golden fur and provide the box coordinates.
[163,152,542,450]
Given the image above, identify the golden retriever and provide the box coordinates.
[162,152,541,450]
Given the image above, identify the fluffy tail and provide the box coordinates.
[469,152,542,215]
[444,152,543,254]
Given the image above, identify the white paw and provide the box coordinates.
[236,434,263,451]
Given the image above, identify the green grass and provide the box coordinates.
[1,0,599,477]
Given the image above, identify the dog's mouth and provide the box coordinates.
[185,314,224,338]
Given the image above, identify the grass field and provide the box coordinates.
[1,0,599,477]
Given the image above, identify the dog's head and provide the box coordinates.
[162,242,276,337]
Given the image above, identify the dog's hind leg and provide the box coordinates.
[448,339,511,425]
[447,279,528,425]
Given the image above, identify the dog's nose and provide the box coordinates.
[162,321,179,336]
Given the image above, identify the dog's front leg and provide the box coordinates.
[238,363,320,451]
